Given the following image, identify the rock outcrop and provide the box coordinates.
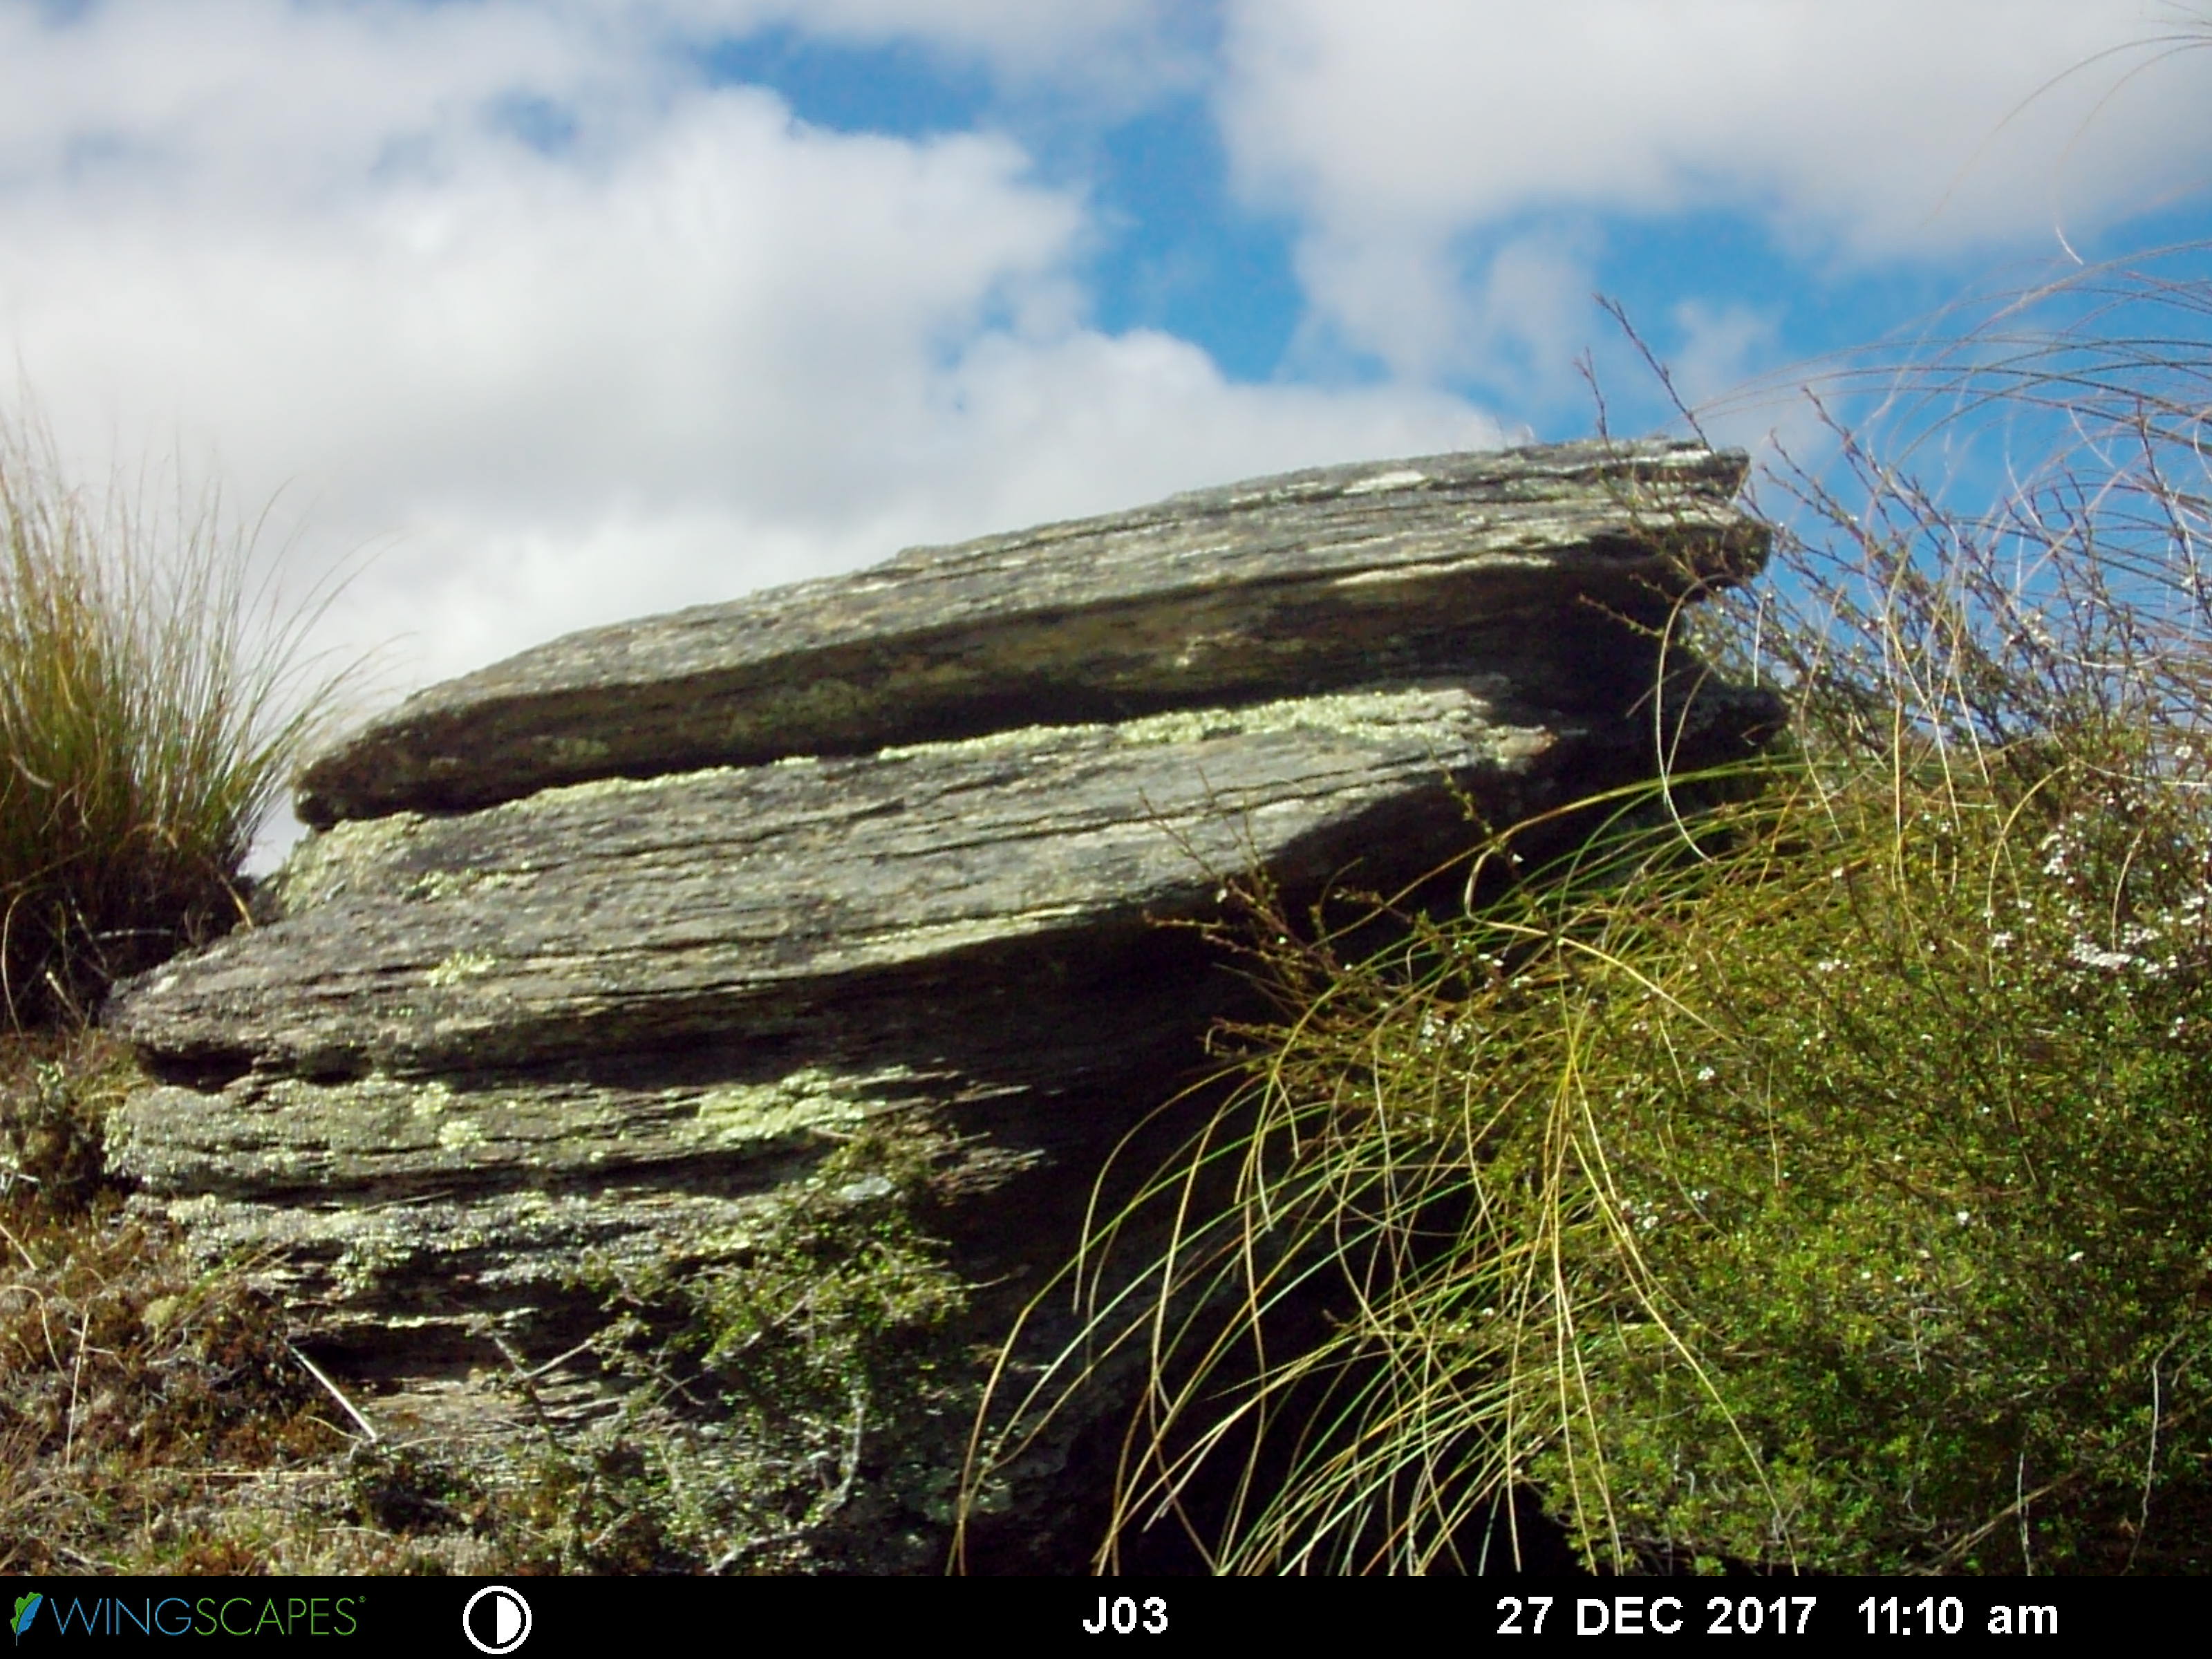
[105,439,1774,1571]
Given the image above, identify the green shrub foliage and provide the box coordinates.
[969,254,2212,1574]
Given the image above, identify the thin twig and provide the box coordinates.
[0,1213,39,1271]
[287,1342,379,1443]
[2128,1348,2168,1573]
[62,1309,88,1470]
[495,1335,601,1383]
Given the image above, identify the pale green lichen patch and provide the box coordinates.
[403,868,535,904]
[436,1116,487,1150]
[330,1227,420,1299]
[874,684,1532,765]
[536,734,612,765]
[259,812,428,919]
[426,950,498,986]
[686,1067,900,1147]
[528,766,744,807]
[1114,686,1491,748]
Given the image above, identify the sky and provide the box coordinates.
[4,1,2212,860]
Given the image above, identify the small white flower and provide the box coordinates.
[1695,1065,1716,1083]
[2069,939,2137,972]
[1955,1210,1972,1227]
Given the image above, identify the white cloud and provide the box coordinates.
[1656,299,1785,425]
[0,0,1508,821]
[1219,0,2212,381]
[1286,221,1609,388]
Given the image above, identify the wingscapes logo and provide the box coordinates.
[6,1591,362,1641]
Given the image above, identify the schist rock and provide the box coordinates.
[104,439,1777,1572]
[292,440,1767,825]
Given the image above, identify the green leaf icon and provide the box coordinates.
[11,1593,39,1644]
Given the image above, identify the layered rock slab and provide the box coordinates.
[295,440,1765,825]
[109,682,1620,1347]
[117,684,1573,1088]
[103,439,1777,1571]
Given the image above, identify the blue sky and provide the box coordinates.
[3,0,2211,827]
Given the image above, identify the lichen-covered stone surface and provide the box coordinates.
[115,685,1585,1085]
[104,440,1775,1573]
[294,440,1765,825]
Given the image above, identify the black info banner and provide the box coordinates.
[0,1576,2176,1648]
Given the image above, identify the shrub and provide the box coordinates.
[0,1022,138,1211]
[964,249,2212,1573]
[0,402,353,1027]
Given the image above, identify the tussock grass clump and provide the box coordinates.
[0,402,378,1571]
[0,404,349,1027]
[965,252,2212,1574]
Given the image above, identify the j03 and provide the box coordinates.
[1082,1596,1168,1635]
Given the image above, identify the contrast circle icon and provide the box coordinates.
[462,1585,533,1655]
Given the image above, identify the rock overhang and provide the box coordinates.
[293,440,1768,825]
